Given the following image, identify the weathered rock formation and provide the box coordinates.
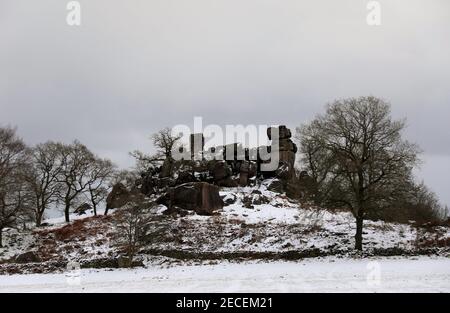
[156,182,223,215]
[267,125,297,181]
[106,125,309,216]
[136,125,298,194]
[105,183,145,215]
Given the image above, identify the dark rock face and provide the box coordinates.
[106,183,131,210]
[159,159,173,178]
[207,161,238,187]
[105,183,145,213]
[212,161,232,182]
[15,251,41,264]
[175,171,195,185]
[239,161,250,186]
[268,125,297,181]
[138,174,156,196]
[131,125,300,202]
[267,125,292,141]
[157,182,224,215]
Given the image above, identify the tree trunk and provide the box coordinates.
[0,228,3,248]
[65,203,70,223]
[93,203,97,216]
[355,216,363,250]
[35,210,44,227]
[104,207,109,216]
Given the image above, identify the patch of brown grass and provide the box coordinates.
[37,215,113,242]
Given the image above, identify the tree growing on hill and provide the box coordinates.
[27,142,63,226]
[114,200,153,267]
[57,141,117,222]
[58,141,96,223]
[0,127,32,246]
[131,127,183,174]
[86,158,116,216]
[297,97,420,250]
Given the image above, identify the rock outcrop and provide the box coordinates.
[106,125,305,216]
[157,182,223,215]
[105,183,145,215]
[267,125,297,181]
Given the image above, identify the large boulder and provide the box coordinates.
[157,182,223,215]
[175,171,196,185]
[266,126,297,181]
[267,125,292,140]
[239,161,250,186]
[209,161,238,187]
[211,161,232,181]
[159,159,173,178]
[138,173,156,196]
[105,183,145,214]
[106,183,131,210]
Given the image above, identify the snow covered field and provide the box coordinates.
[0,257,448,293]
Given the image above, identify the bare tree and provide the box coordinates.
[380,180,444,224]
[298,97,420,250]
[131,127,183,173]
[151,127,183,161]
[0,127,32,246]
[27,142,63,226]
[86,158,116,216]
[110,169,139,187]
[114,200,153,267]
[58,141,95,223]
[295,123,337,203]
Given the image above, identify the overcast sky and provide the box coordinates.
[1,0,449,207]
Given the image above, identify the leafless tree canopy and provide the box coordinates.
[131,127,183,172]
[0,127,33,246]
[27,142,64,226]
[86,158,116,216]
[0,130,118,227]
[297,96,423,250]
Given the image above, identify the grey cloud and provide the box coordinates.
[1,0,449,206]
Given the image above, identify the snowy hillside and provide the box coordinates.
[1,182,448,275]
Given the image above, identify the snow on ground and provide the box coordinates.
[1,182,448,275]
[0,256,448,293]
[0,229,35,260]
